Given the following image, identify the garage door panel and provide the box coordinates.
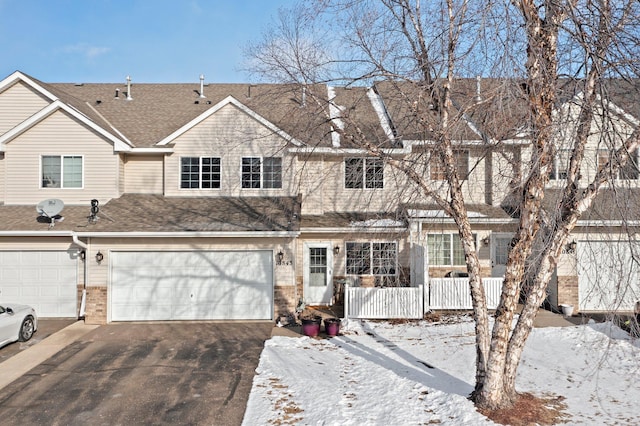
[0,251,77,317]
[578,241,640,311]
[111,251,273,321]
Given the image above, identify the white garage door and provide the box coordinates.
[577,241,640,311]
[0,250,78,317]
[111,251,273,321]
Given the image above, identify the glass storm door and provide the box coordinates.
[304,244,333,305]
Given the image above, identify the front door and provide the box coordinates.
[491,234,512,277]
[304,243,333,305]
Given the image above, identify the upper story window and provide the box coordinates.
[597,149,639,180]
[430,150,469,181]
[345,158,384,189]
[427,233,476,266]
[42,155,82,188]
[241,157,282,189]
[549,149,571,180]
[181,157,221,189]
[345,241,397,275]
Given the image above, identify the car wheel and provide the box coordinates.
[18,316,35,342]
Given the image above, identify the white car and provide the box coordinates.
[0,304,37,348]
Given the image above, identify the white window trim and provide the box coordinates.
[179,156,222,190]
[427,233,477,266]
[345,241,398,276]
[240,156,282,190]
[40,154,84,189]
[344,157,384,190]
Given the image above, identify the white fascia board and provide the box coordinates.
[0,71,58,101]
[576,220,640,227]
[289,146,410,155]
[300,227,407,234]
[0,100,131,152]
[0,230,300,238]
[128,147,174,154]
[156,95,304,147]
[408,217,518,225]
[73,231,301,238]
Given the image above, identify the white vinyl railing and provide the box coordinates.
[428,277,503,310]
[345,284,424,319]
[344,278,504,319]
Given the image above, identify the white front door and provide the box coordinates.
[491,234,512,277]
[304,243,333,305]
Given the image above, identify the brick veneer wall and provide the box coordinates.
[429,266,492,278]
[274,284,297,317]
[557,275,579,311]
[84,286,108,325]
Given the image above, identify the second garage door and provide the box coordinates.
[577,240,640,311]
[111,251,273,321]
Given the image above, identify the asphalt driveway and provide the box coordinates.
[0,322,273,425]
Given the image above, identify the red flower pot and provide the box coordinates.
[324,318,341,336]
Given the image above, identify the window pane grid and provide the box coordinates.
[181,157,220,189]
[346,242,371,274]
[345,158,364,188]
[372,242,397,275]
[201,157,221,189]
[365,159,384,188]
[263,157,282,189]
[242,157,261,188]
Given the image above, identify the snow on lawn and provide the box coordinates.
[243,317,640,425]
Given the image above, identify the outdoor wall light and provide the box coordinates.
[277,250,284,264]
[481,236,490,247]
[334,245,341,255]
[79,250,86,261]
[95,251,104,263]
[565,240,577,253]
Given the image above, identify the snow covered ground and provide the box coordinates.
[243,317,640,425]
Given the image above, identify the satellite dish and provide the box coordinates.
[37,198,65,218]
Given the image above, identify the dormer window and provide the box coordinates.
[345,158,384,189]
[41,155,83,188]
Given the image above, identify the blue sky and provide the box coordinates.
[0,1,292,83]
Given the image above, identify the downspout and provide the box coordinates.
[72,233,89,319]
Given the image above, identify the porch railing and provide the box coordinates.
[345,284,424,319]
[428,277,503,310]
[343,277,504,319]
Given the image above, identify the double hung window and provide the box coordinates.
[427,233,476,266]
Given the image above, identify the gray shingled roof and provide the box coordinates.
[0,195,300,233]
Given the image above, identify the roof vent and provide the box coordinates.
[126,75,133,101]
[115,88,120,99]
[199,74,206,98]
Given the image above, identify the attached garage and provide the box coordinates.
[110,250,274,321]
[577,240,640,311]
[0,250,78,317]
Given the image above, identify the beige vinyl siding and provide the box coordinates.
[300,154,326,215]
[0,82,50,136]
[165,103,297,197]
[124,154,164,194]
[4,110,120,205]
[0,154,4,203]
